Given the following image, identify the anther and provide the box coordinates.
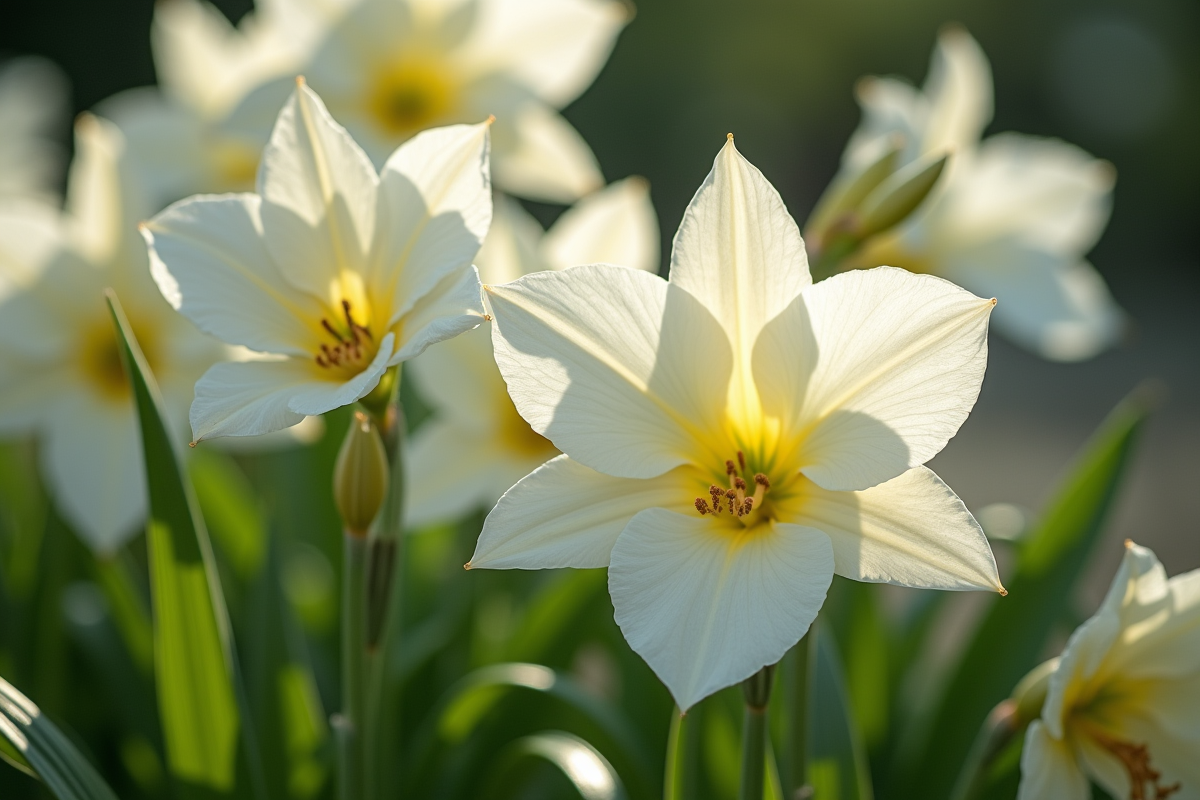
[725,460,737,477]
[694,498,711,515]
[733,476,747,492]
[754,473,769,488]
[709,485,724,513]
[743,498,754,514]
[737,451,746,472]
[322,318,347,343]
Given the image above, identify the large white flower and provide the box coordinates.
[0,56,68,203]
[1020,542,1199,800]
[839,27,1123,362]
[407,177,659,527]
[0,116,222,553]
[468,136,1004,710]
[144,82,491,442]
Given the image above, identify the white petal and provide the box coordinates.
[258,82,378,301]
[474,194,547,285]
[781,466,1002,592]
[609,511,834,710]
[470,455,694,570]
[389,266,484,363]
[490,102,603,203]
[408,324,503,425]
[373,122,492,327]
[845,76,928,169]
[1043,612,1121,740]
[65,115,148,267]
[945,243,1122,362]
[755,267,993,491]
[542,177,661,274]
[486,265,729,479]
[144,193,327,356]
[670,136,810,365]
[1105,547,1200,681]
[1017,721,1090,800]
[921,26,993,156]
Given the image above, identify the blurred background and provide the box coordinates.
[2,0,1196,624]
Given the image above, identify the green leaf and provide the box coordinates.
[106,291,242,794]
[807,625,874,800]
[189,449,267,581]
[0,675,120,800]
[899,386,1153,799]
[483,731,628,800]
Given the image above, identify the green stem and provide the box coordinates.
[663,709,687,800]
[949,700,1018,800]
[740,665,776,800]
[340,532,368,800]
[785,635,811,797]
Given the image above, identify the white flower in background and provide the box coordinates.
[144,82,490,441]
[841,26,1124,362]
[297,0,629,203]
[1019,542,1199,800]
[407,177,659,528]
[0,116,222,553]
[468,136,1004,710]
[0,57,69,203]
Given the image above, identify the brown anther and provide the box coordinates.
[737,451,746,471]
[694,498,711,515]
[1093,732,1181,800]
[754,473,770,489]
[733,476,747,492]
[322,318,346,342]
[743,498,754,514]
[709,485,724,513]
[725,460,737,476]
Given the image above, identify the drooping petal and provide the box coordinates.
[388,266,484,363]
[258,82,378,301]
[490,102,604,203]
[144,193,327,356]
[756,267,993,492]
[542,177,661,274]
[486,265,729,479]
[609,511,834,710]
[1017,722,1091,800]
[469,456,695,570]
[374,121,492,327]
[944,243,1122,362]
[921,26,993,157]
[779,466,1003,592]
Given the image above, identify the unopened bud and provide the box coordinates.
[1010,656,1059,727]
[805,137,903,247]
[334,411,389,538]
[855,152,948,240]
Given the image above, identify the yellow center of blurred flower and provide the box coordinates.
[368,56,458,138]
[498,399,556,460]
[211,138,260,192]
[79,319,157,402]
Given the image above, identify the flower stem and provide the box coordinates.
[785,635,811,798]
[339,531,368,800]
[949,700,1018,800]
[740,665,776,800]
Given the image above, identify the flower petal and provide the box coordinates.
[490,102,603,203]
[1104,545,1200,681]
[469,455,694,570]
[755,267,993,491]
[780,466,1002,592]
[374,122,492,327]
[409,324,503,425]
[0,56,68,202]
[258,82,378,301]
[542,177,661,274]
[145,193,327,356]
[609,510,834,710]
[1017,721,1090,800]
[474,194,547,285]
[486,265,729,479]
[389,266,484,363]
[921,26,993,157]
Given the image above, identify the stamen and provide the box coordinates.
[1093,731,1181,800]
[737,451,746,472]
[322,318,347,343]
[315,300,374,369]
[694,498,711,515]
[726,460,737,477]
[709,485,724,514]
[725,489,737,516]
[733,476,747,492]
[754,473,770,489]
[743,498,754,514]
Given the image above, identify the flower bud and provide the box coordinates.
[805,137,903,249]
[1010,656,1059,727]
[334,411,389,538]
[855,152,948,240]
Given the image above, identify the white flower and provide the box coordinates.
[0,116,222,553]
[297,0,629,203]
[468,136,1004,710]
[407,177,659,527]
[1019,542,1199,800]
[143,82,490,442]
[840,26,1124,361]
[0,57,68,203]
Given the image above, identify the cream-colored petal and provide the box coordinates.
[258,82,378,301]
[542,177,661,274]
[459,0,628,107]
[921,26,993,156]
[756,267,992,492]
[408,323,504,425]
[145,193,327,356]
[490,102,603,203]
[0,57,68,202]
[389,266,484,363]
[374,122,492,326]
[1043,610,1122,740]
[469,455,694,569]
[670,136,810,368]
[844,76,928,169]
[486,265,729,479]
[1105,549,1200,681]
[781,466,1002,592]
[65,115,148,268]
[474,194,547,285]
[609,511,834,710]
[1017,722,1091,800]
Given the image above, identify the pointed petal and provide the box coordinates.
[486,265,729,479]
[66,115,149,268]
[922,26,993,155]
[374,121,492,326]
[1017,721,1090,800]
[609,510,833,710]
[1043,612,1121,740]
[781,466,1002,592]
[845,76,928,169]
[145,193,327,356]
[670,136,810,363]
[474,194,547,285]
[470,455,694,569]
[756,267,993,491]
[542,177,661,274]
[258,82,378,300]
[1105,546,1200,681]
[491,102,603,203]
[389,266,484,363]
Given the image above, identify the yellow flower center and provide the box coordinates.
[499,401,556,460]
[368,56,458,138]
[211,138,260,192]
[313,299,375,373]
[692,450,774,527]
[79,318,158,402]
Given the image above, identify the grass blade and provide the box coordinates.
[484,731,628,800]
[807,625,874,800]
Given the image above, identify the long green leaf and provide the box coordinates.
[107,291,242,794]
[899,386,1152,799]
[808,625,874,800]
[0,676,119,800]
[484,731,628,800]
